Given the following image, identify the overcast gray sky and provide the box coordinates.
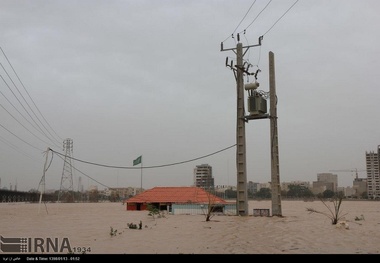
[1,0,379,192]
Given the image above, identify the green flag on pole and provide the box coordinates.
[133,155,142,166]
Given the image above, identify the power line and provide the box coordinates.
[0,47,63,144]
[0,87,53,143]
[0,134,40,161]
[49,144,236,169]
[55,153,111,189]
[0,122,43,151]
[0,73,60,148]
[222,0,257,42]
[262,0,299,36]
[0,103,53,146]
[239,0,273,34]
[50,144,236,190]
[242,0,299,69]
[0,62,58,144]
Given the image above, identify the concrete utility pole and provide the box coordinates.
[236,43,248,216]
[221,36,262,216]
[38,147,50,213]
[269,51,282,216]
[222,38,283,216]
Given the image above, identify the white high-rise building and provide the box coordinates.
[193,164,214,189]
[366,145,380,199]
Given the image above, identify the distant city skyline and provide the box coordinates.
[1,1,379,192]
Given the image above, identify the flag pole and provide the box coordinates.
[133,155,143,192]
[140,157,143,191]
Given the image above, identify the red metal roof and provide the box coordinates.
[126,186,227,204]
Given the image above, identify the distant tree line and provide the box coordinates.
[221,184,368,200]
[26,188,121,203]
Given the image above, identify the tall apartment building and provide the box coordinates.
[366,145,380,199]
[352,177,367,197]
[314,173,338,193]
[193,164,214,189]
[247,181,259,195]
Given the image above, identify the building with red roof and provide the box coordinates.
[125,186,236,215]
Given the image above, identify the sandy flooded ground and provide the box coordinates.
[1,200,379,254]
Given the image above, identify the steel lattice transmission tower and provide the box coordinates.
[58,138,74,202]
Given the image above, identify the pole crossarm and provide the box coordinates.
[221,36,263,52]
[222,36,263,82]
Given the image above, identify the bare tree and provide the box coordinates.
[203,188,219,222]
[306,193,347,225]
